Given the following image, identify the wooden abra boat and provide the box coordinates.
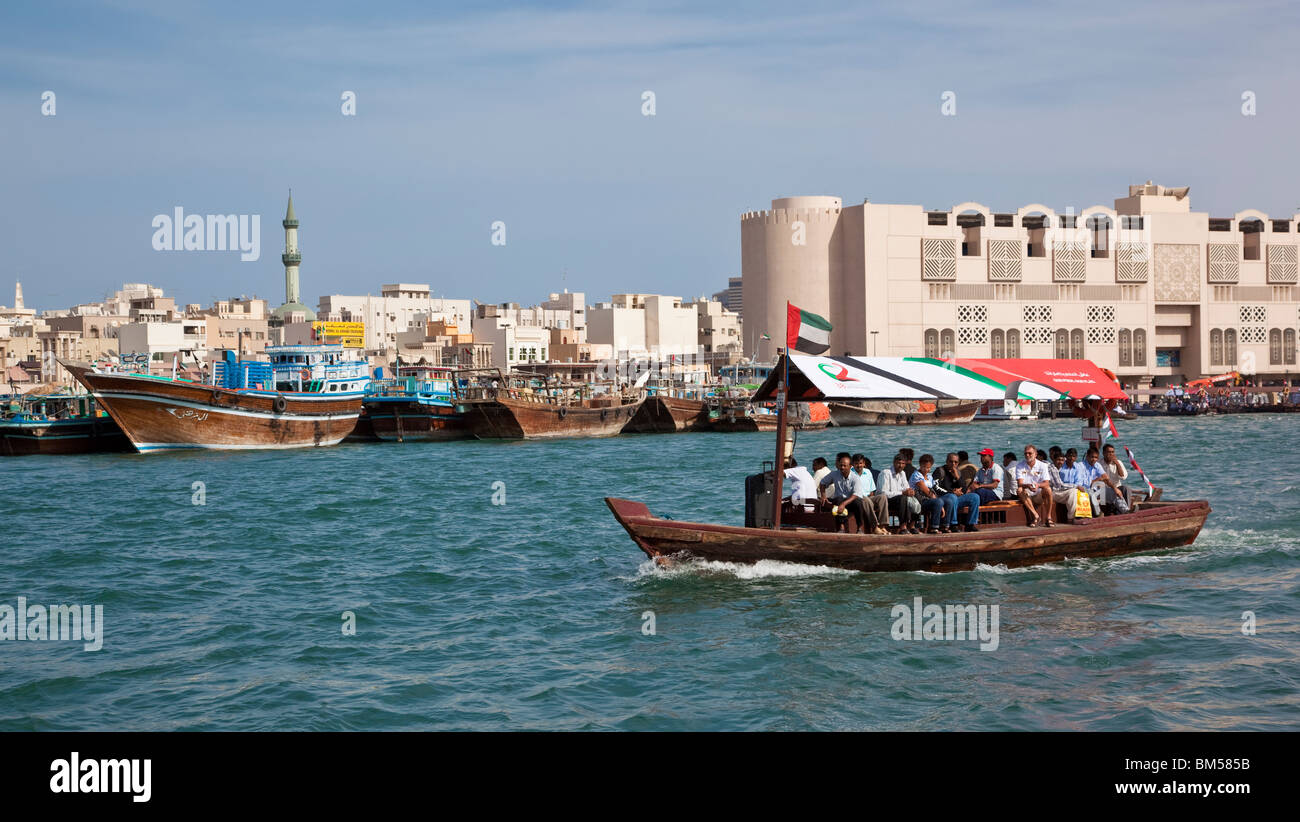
[707,401,831,432]
[828,399,980,426]
[607,353,1211,573]
[607,496,1209,573]
[60,344,369,452]
[0,394,131,455]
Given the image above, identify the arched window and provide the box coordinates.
[1133,329,1146,367]
[940,329,955,358]
[1210,329,1223,366]
[1070,329,1085,359]
[1119,329,1132,366]
[1006,329,1020,359]
[924,328,939,358]
[1286,329,1297,365]
[1223,328,1236,368]
[991,329,1005,358]
[1270,328,1283,365]
[1055,329,1069,359]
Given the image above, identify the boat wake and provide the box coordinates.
[631,557,856,581]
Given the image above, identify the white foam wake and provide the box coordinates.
[632,558,856,580]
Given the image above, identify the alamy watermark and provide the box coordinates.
[0,597,103,651]
[151,207,261,261]
[890,596,999,651]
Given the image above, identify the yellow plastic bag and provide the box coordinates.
[1075,489,1093,519]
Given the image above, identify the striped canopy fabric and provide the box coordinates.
[753,355,1074,402]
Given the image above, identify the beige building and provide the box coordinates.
[741,184,1300,385]
[318,284,471,355]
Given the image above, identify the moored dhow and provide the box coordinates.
[457,374,645,439]
[60,344,369,452]
[0,394,131,455]
[365,365,472,442]
[827,399,981,427]
[622,388,710,433]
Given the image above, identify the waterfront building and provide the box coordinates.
[741,183,1300,385]
[190,296,269,357]
[712,276,743,317]
[587,294,697,359]
[318,284,471,355]
[472,303,550,370]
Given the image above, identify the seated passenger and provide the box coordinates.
[811,457,831,487]
[1047,451,1080,524]
[911,454,947,534]
[1077,447,1110,516]
[1101,444,1132,513]
[783,457,817,505]
[956,450,978,487]
[972,448,1004,505]
[1014,445,1054,527]
[852,453,889,534]
[1002,452,1018,499]
[818,452,873,534]
[934,452,982,532]
[879,453,919,534]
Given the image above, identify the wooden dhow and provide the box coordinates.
[0,394,130,455]
[457,374,645,440]
[60,344,369,452]
[622,393,710,433]
[365,365,471,442]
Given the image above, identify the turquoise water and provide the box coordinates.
[1,415,1297,730]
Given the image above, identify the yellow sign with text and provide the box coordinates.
[312,321,364,348]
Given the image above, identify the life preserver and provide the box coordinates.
[273,395,288,414]
[301,368,311,381]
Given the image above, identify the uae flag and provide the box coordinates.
[786,303,832,354]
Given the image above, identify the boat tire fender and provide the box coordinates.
[558,407,567,419]
[210,389,222,405]
[273,395,288,414]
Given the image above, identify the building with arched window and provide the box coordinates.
[741,183,1300,385]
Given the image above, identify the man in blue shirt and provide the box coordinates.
[852,453,889,532]
[819,452,878,534]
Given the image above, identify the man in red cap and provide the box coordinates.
[971,447,1005,506]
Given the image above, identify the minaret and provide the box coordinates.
[14,281,23,309]
[282,191,301,306]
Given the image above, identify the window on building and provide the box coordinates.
[991,329,1005,358]
[924,328,939,359]
[1055,329,1069,359]
[1119,329,1132,366]
[1240,219,1264,261]
[1070,329,1084,359]
[1133,329,1147,367]
[1286,328,1297,365]
[1087,215,1112,258]
[1270,328,1283,365]
[1210,329,1223,366]
[1223,328,1236,368]
[939,329,955,358]
[1006,329,1020,359]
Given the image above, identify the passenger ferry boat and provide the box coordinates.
[60,344,369,452]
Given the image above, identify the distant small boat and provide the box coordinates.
[707,401,830,432]
[829,399,980,426]
[0,394,130,455]
[61,344,369,452]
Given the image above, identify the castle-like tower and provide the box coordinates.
[271,190,316,322]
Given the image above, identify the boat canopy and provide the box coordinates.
[752,355,1126,402]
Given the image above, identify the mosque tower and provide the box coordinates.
[271,190,316,322]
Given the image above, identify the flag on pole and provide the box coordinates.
[1124,445,1156,495]
[1102,409,1120,441]
[786,303,832,355]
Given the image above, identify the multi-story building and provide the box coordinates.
[587,294,698,359]
[712,276,743,316]
[191,296,269,357]
[741,183,1300,385]
[318,284,471,355]
[471,303,549,370]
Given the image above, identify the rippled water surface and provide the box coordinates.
[2,415,1297,730]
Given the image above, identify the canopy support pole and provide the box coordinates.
[771,351,788,530]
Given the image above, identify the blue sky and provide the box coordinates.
[3,0,1299,312]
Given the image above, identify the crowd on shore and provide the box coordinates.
[783,443,1136,535]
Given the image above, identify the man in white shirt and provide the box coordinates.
[811,457,831,487]
[1015,445,1054,527]
[972,448,1004,504]
[878,452,920,534]
[852,454,890,534]
[783,458,817,504]
[1100,443,1132,513]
